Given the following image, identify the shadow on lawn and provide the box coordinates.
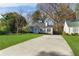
[36,51,67,56]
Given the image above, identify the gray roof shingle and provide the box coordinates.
[66,20,79,27]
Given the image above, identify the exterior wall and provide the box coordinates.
[29,18,54,34]
[33,28,39,33]
[39,28,45,33]
[72,27,79,34]
[45,28,53,34]
[30,27,53,34]
[64,21,69,33]
[30,27,40,33]
[69,27,79,34]
[64,21,79,35]
[69,27,73,34]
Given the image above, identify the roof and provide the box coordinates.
[29,17,54,28]
[29,22,53,28]
[66,20,79,27]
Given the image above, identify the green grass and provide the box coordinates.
[0,33,42,50]
[63,35,79,56]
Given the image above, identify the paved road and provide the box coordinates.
[0,35,74,56]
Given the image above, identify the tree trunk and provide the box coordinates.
[16,19,19,34]
[53,22,63,34]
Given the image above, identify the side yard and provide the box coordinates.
[63,35,79,56]
[0,33,42,50]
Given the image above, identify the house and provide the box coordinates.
[29,18,54,34]
[64,20,79,35]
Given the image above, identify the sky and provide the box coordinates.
[0,3,36,7]
[0,3,37,15]
[69,3,76,11]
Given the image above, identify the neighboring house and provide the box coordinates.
[0,15,3,19]
[29,18,54,34]
[64,20,79,34]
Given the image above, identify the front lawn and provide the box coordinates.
[0,33,42,50]
[63,35,79,56]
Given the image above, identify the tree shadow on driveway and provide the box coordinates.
[36,51,67,56]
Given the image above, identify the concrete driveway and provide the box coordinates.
[0,35,74,56]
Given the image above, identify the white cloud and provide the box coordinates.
[0,3,36,7]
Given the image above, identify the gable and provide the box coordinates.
[45,18,54,26]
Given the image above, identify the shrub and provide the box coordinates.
[22,25,30,33]
[62,32,68,35]
[71,33,78,36]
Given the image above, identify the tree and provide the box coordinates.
[32,10,47,23]
[37,3,76,34]
[75,3,79,19]
[0,18,7,34]
[32,10,42,22]
[2,12,27,33]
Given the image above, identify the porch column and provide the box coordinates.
[51,28,53,35]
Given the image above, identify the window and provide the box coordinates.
[47,28,51,32]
